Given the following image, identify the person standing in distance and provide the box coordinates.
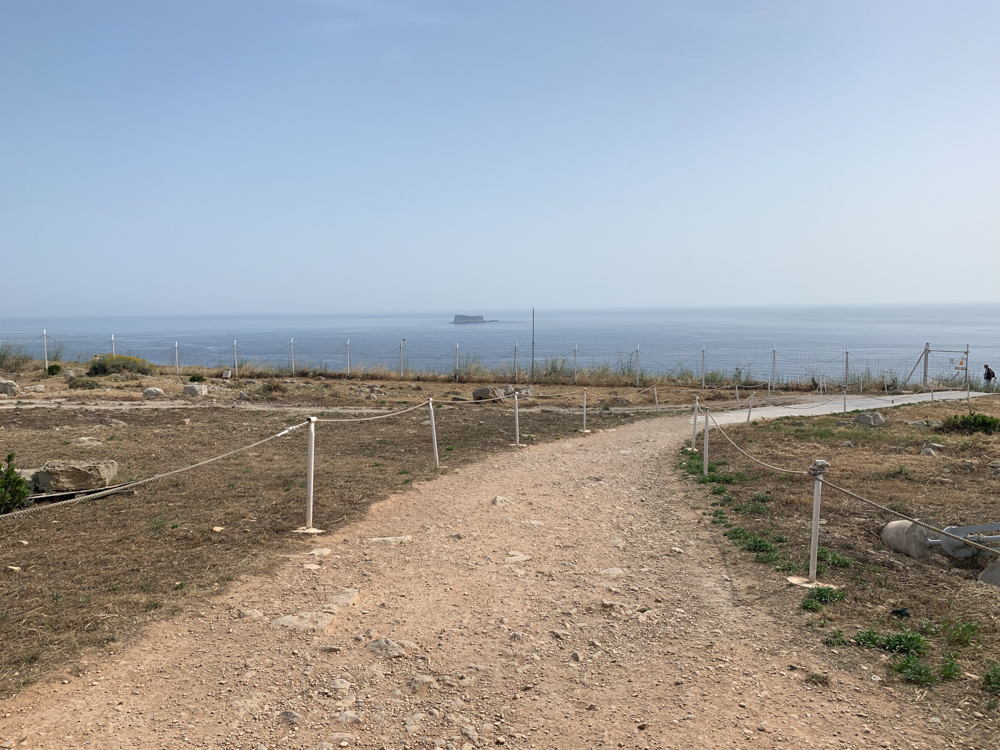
[985,364,996,392]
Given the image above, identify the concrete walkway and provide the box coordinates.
[708,389,991,426]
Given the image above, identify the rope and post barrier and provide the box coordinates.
[807,460,829,583]
[292,417,321,534]
[428,398,440,469]
[513,393,521,446]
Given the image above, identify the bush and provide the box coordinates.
[0,341,31,372]
[67,377,100,390]
[940,413,1000,435]
[0,453,30,514]
[891,654,938,685]
[87,355,157,377]
[46,363,62,376]
[188,373,206,383]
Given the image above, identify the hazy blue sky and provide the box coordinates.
[2,1,997,317]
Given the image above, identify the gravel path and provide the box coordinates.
[0,414,941,749]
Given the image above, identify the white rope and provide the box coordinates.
[1,419,313,523]
[770,389,850,410]
[704,409,810,475]
[315,401,431,422]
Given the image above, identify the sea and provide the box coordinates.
[2,304,997,384]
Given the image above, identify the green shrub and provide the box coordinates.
[983,663,1000,694]
[0,453,30,514]
[67,377,99,390]
[882,630,928,655]
[258,380,287,396]
[940,412,1000,435]
[891,654,937,685]
[823,630,848,646]
[943,619,980,646]
[87,354,157,377]
[46,363,62,376]
[855,629,884,648]
[188,373,206,383]
[807,586,846,604]
[940,653,961,680]
[801,598,823,612]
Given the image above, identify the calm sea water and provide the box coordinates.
[3,305,998,380]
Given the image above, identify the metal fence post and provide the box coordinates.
[455,343,459,382]
[691,397,699,450]
[305,417,318,531]
[807,460,829,583]
[771,345,777,387]
[635,345,640,388]
[346,339,350,377]
[111,334,115,356]
[428,398,440,469]
[574,345,578,385]
[43,329,48,370]
[701,346,706,389]
[845,347,849,396]
[922,342,930,389]
[735,383,740,408]
[514,341,519,384]
[399,339,405,379]
[233,340,239,379]
[653,385,658,412]
[175,342,179,375]
[702,408,710,475]
[582,388,588,432]
[531,308,535,382]
[291,338,295,376]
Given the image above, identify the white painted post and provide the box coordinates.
[653,385,659,412]
[702,408,710,475]
[735,383,740,408]
[691,397,699,450]
[175,342,179,375]
[635,346,640,388]
[514,393,520,446]
[43,329,48,370]
[111,334,115,356]
[291,338,295,376]
[514,341,519,384]
[305,416,317,530]
[922,342,930,389]
[845,348,850,397]
[428,398,440,469]
[771,345,777,388]
[807,460,829,583]
[583,388,588,432]
[767,380,771,404]
[399,339,405,380]
[746,393,754,424]
[455,343,460,382]
[346,339,351,377]
[574,345,578,385]
[233,340,239,379]
[701,346,706,389]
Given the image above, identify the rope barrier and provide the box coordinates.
[0,419,313,523]
[315,401,431,422]
[703,410,810,475]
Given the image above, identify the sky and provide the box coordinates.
[1,1,998,318]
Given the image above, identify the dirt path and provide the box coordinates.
[0,415,942,750]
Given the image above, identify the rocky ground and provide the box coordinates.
[0,414,948,750]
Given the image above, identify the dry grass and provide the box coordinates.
[0,402,654,697]
[681,395,1000,726]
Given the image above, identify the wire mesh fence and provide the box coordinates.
[0,329,988,390]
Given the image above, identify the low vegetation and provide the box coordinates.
[87,354,158,377]
[0,453,30,514]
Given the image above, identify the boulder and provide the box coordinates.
[926,420,944,428]
[472,385,514,402]
[27,384,44,393]
[182,383,208,396]
[512,385,536,397]
[35,460,118,492]
[905,420,928,428]
[143,387,165,399]
[854,412,886,427]
[988,460,1000,476]
[0,380,19,397]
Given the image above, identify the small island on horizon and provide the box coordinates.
[452,314,498,324]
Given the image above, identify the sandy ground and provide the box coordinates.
[0,414,945,750]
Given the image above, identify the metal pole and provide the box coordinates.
[291,338,295,376]
[514,341,518,384]
[965,345,970,410]
[43,329,48,370]
[305,417,317,530]
[807,460,829,583]
[767,380,771,404]
[455,343,459,382]
[771,345,777,388]
[653,385,658,412]
[845,348,849,396]
[531,308,535,382]
[692,398,699,450]
[701,346,706,389]
[635,345,640,388]
[514,393,520,445]
[175,342,179,375]
[233,340,239,379]
[746,393,754,424]
[346,339,351,377]
[922,342,930,389]
[574,345,578,385]
[702,409,710,475]
[735,383,740,408]
[399,339,405,380]
[111,334,115,356]
[428,398,440,469]
[843,384,847,415]
[582,388,588,432]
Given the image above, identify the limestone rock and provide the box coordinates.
[920,447,936,456]
[905,420,928,428]
[0,380,19,397]
[365,637,408,658]
[854,412,886,427]
[366,536,411,546]
[988,460,1000,476]
[143,387,165,399]
[182,383,208,396]
[492,495,511,506]
[72,437,101,446]
[505,551,532,563]
[472,385,514,402]
[27,384,44,393]
[35,460,118,492]
[327,733,355,747]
